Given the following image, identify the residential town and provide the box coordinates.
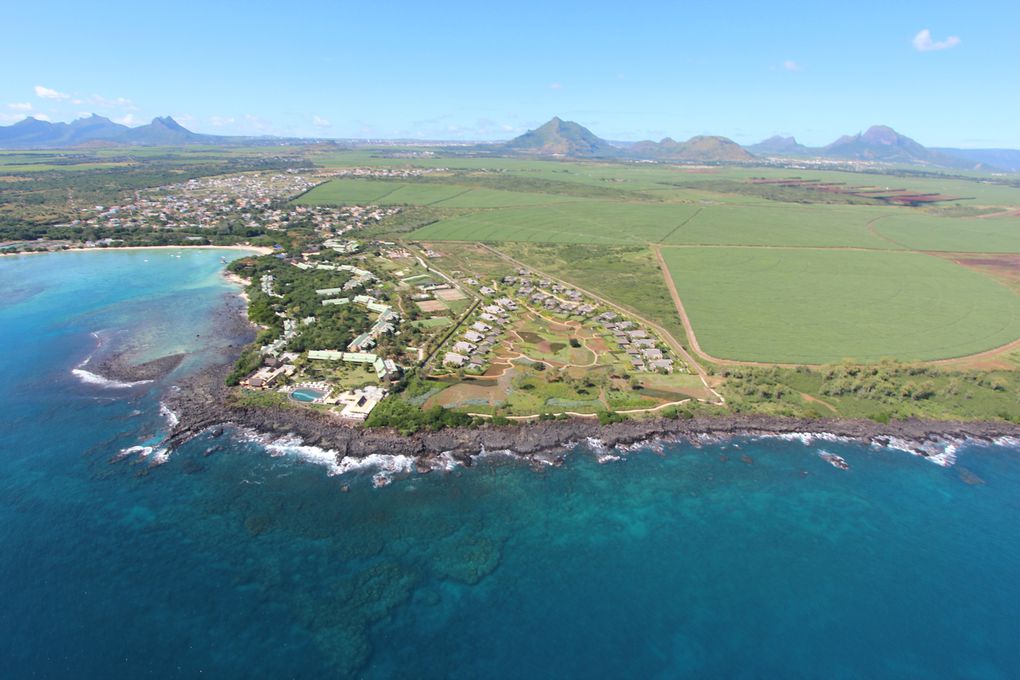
[439,268,677,376]
[46,169,406,244]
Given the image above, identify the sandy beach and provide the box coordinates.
[0,244,274,258]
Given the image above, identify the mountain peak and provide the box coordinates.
[151,116,186,131]
[860,125,903,145]
[503,117,615,157]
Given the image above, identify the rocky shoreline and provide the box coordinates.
[157,286,1020,468]
[161,358,1020,469]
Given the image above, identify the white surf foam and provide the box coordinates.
[335,452,416,476]
[878,436,960,467]
[262,434,343,475]
[72,367,151,389]
[159,401,179,428]
[429,451,462,472]
[760,432,855,447]
[112,444,169,466]
[113,445,152,462]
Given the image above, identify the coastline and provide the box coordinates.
[100,249,1013,468]
[1,244,274,258]
[160,358,1020,470]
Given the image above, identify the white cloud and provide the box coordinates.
[87,94,136,110]
[912,28,960,52]
[312,115,331,128]
[115,114,139,126]
[33,113,51,121]
[35,85,69,100]
[783,60,801,72]
[7,102,32,111]
[209,116,236,127]
[242,114,273,133]
[549,82,563,90]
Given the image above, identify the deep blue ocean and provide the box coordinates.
[2,249,1020,679]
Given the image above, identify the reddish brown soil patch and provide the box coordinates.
[950,254,1020,296]
[435,288,467,301]
[416,300,447,313]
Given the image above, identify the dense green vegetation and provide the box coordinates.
[718,361,1020,422]
[228,256,372,354]
[365,378,479,434]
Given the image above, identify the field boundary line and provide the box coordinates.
[656,207,702,244]
[651,244,803,369]
[427,187,474,206]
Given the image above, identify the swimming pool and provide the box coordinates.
[290,388,325,403]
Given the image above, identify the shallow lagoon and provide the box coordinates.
[2,249,1019,678]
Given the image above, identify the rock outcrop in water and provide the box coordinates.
[94,352,186,383]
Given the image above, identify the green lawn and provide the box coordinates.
[661,247,1020,363]
[871,214,1020,253]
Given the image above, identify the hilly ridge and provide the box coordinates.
[0,113,1016,170]
[746,125,986,169]
[629,135,753,162]
[0,114,225,148]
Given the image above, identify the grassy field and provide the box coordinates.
[663,203,898,249]
[409,201,701,244]
[309,150,1020,206]
[871,213,1020,253]
[296,178,591,208]
[661,247,1020,363]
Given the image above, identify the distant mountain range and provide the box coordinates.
[497,118,1017,170]
[745,125,1020,171]
[1,113,1017,171]
[0,114,226,148]
[494,118,750,162]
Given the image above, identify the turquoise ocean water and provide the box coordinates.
[2,249,1020,678]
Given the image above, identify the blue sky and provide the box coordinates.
[3,0,1018,147]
